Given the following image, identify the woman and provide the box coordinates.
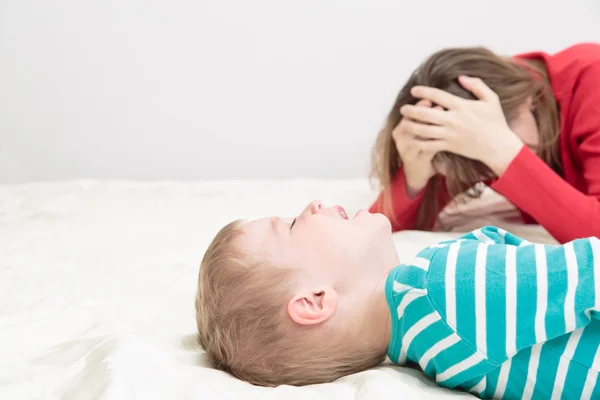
[369,43,600,243]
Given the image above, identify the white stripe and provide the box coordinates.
[581,370,599,400]
[506,246,517,357]
[473,229,494,244]
[593,344,600,372]
[468,376,486,395]
[393,281,412,294]
[551,329,583,400]
[475,243,488,356]
[418,334,461,371]
[564,242,579,331]
[581,343,600,400]
[492,358,512,399]
[445,242,461,329]
[519,239,532,247]
[521,344,542,400]
[396,290,427,319]
[534,245,548,343]
[398,312,441,364]
[411,257,430,271]
[498,228,508,241]
[437,353,483,384]
[590,238,600,311]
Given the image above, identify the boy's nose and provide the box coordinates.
[302,200,324,216]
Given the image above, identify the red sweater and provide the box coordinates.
[369,43,600,243]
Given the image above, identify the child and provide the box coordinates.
[195,200,600,399]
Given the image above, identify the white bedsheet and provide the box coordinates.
[0,180,555,399]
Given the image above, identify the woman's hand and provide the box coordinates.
[399,76,524,176]
[394,99,442,197]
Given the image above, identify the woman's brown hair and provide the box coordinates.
[370,47,561,230]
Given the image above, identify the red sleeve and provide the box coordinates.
[369,168,450,232]
[491,65,600,243]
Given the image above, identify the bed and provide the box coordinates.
[0,180,555,399]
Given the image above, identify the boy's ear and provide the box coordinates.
[287,286,338,325]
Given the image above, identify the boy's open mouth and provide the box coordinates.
[335,205,349,220]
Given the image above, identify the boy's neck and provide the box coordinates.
[346,273,391,356]
[339,262,396,356]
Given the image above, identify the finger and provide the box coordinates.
[392,122,411,153]
[400,104,451,126]
[391,121,405,142]
[400,99,432,116]
[415,99,433,108]
[395,130,418,160]
[395,99,433,139]
[410,86,463,110]
[402,140,419,161]
[412,138,447,154]
[458,75,499,103]
[403,119,448,140]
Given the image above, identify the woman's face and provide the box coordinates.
[508,96,540,147]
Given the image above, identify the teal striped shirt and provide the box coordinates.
[385,226,600,399]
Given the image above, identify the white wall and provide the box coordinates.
[1,0,599,183]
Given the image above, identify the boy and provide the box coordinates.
[195,200,600,399]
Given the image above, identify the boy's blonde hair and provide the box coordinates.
[195,220,386,386]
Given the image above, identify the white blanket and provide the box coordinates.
[0,180,555,399]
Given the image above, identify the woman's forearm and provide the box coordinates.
[491,146,600,243]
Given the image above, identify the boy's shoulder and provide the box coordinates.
[387,226,519,296]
